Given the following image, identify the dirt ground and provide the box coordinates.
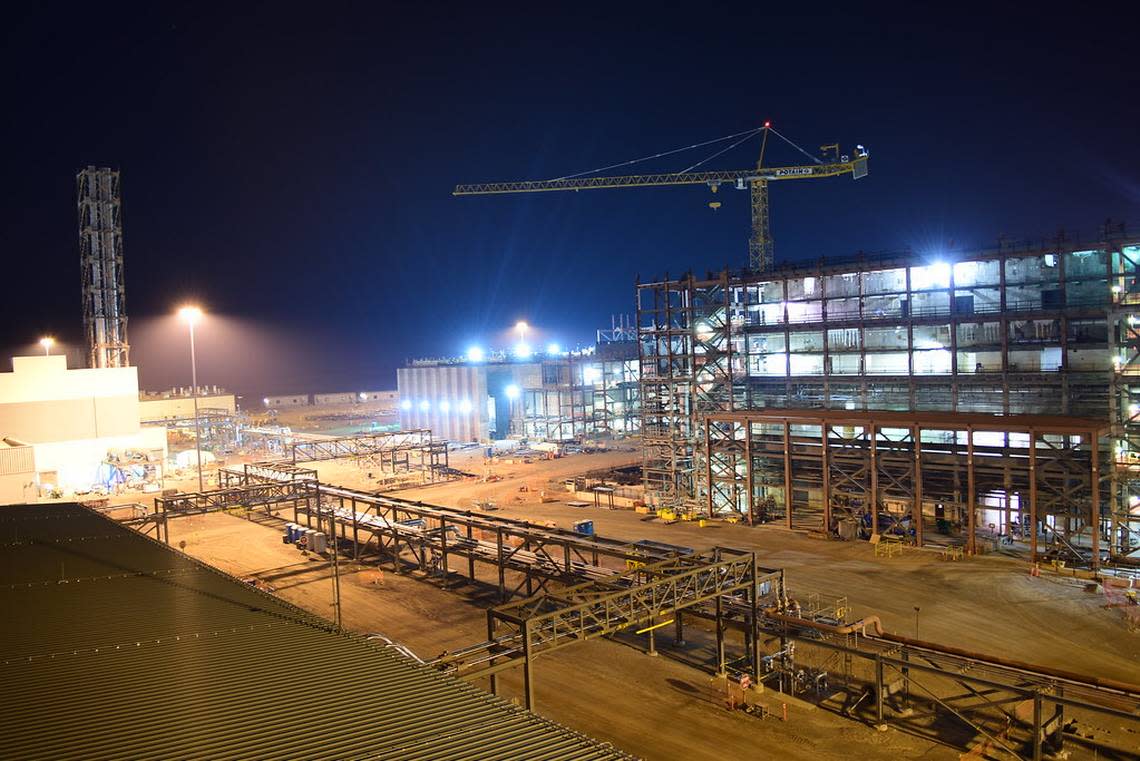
[163,450,1140,760]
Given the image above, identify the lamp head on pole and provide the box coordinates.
[178,305,204,326]
[39,336,54,355]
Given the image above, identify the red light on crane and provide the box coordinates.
[763,120,771,128]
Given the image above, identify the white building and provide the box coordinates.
[0,355,167,502]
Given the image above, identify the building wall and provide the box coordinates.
[313,392,359,405]
[0,443,35,505]
[263,394,310,408]
[0,356,141,442]
[397,365,490,441]
[0,355,169,495]
[139,393,236,421]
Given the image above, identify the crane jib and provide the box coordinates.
[452,158,867,196]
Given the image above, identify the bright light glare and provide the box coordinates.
[514,342,532,359]
[515,321,528,331]
[546,342,561,355]
[458,399,473,414]
[400,399,412,411]
[419,400,430,412]
[504,384,520,399]
[263,397,270,406]
[439,400,451,413]
[39,336,54,355]
[178,305,204,324]
[583,367,601,383]
[466,346,485,362]
[359,392,368,401]
[912,261,951,290]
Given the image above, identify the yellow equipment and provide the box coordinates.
[454,122,869,272]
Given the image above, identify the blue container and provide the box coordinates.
[573,520,595,536]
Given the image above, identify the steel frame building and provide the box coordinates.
[398,329,639,443]
[637,228,1140,564]
[519,349,639,442]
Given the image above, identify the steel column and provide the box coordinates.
[821,424,831,535]
[744,421,754,525]
[1029,429,1038,561]
[783,421,793,529]
[913,424,924,547]
[967,426,976,555]
[1091,432,1100,571]
[870,422,879,537]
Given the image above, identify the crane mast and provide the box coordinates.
[454,124,868,272]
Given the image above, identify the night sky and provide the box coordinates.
[3,4,1136,397]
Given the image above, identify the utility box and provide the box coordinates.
[572,520,595,536]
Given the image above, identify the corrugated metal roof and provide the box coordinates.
[0,504,635,760]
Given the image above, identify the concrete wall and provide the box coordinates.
[139,393,236,421]
[0,356,141,442]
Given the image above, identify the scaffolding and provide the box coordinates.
[77,166,129,369]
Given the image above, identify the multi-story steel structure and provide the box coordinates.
[398,329,639,443]
[637,227,1140,566]
[77,166,129,368]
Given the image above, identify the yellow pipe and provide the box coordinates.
[636,618,675,634]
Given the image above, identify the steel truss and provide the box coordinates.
[433,549,783,710]
[290,429,449,477]
[150,473,1140,757]
[155,479,317,518]
[204,463,691,600]
[704,408,1109,565]
[77,166,129,368]
[88,502,168,543]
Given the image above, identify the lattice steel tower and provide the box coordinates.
[77,166,129,368]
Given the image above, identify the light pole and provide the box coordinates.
[178,306,205,493]
[515,320,528,345]
[39,337,55,356]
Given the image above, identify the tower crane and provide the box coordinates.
[454,122,869,272]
